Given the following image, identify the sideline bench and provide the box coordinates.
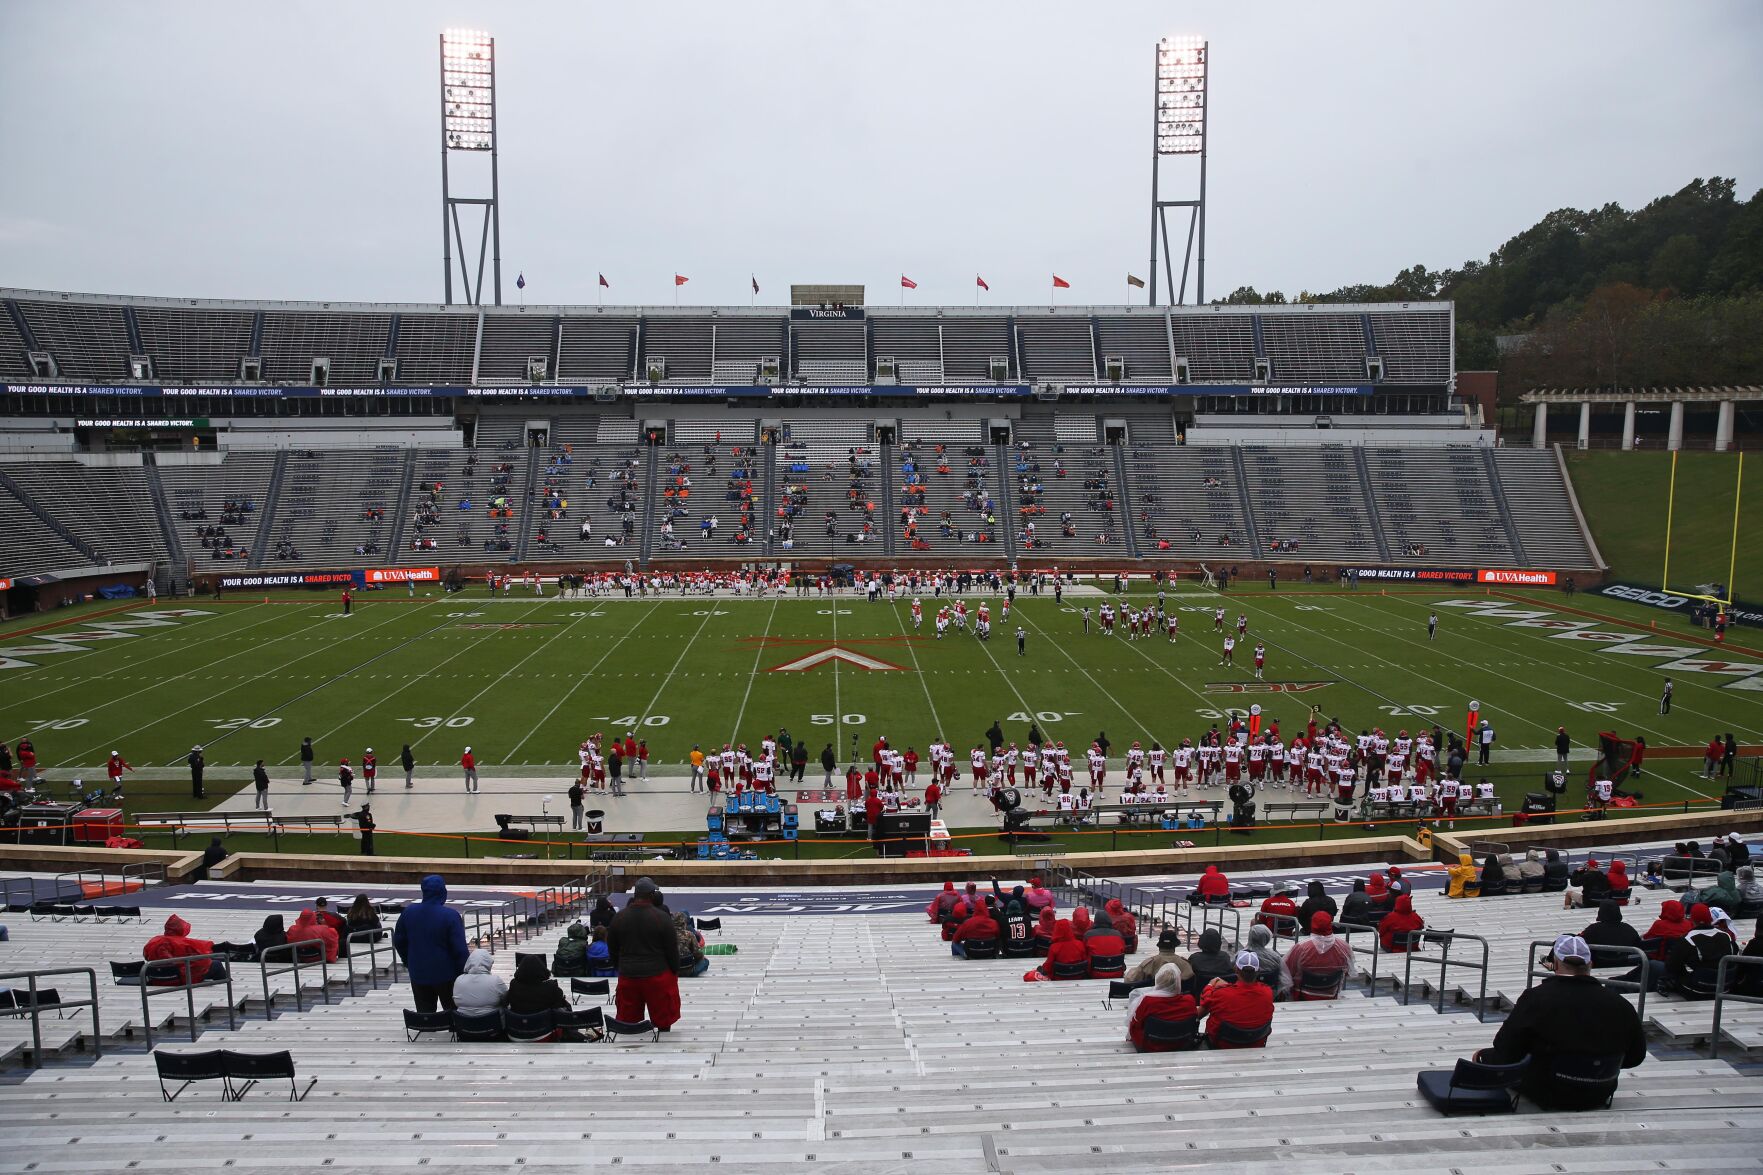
[136,810,270,847]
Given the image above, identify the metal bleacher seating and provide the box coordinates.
[777,421,876,557]
[1169,312,1256,381]
[135,307,254,383]
[654,439,756,559]
[792,317,868,384]
[269,449,403,564]
[157,453,278,567]
[1016,317,1097,383]
[0,308,35,379]
[894,420,997,554]
[13,299,133,381]
[1366,447,1517,566]
[0,479,88,575]
[0,460,168,567]
[477,311,558,384]
[1241,445,1380,563]
[1006,418,1120,556]
[639,316,714,385]
[1126,441,1253,559]
[532,416,643,561]
[1371,307,1454,384]
[869,315,944,385]
[393,312,478,384]
[5,876,1763,1172]
[258,311,391,385]
[556,314,640,383]
[939,315,1014,381]
[710,317,787,387]
[1095,315,1174,383]
[1493,448,1600,569]
[1260,311,1368,383]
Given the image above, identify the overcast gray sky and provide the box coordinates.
[1,0,1758,308]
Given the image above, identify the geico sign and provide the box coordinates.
[1601,584,1688,609]
[1476,569,1558,586]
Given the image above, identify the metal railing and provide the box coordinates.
[1525,938,1649,1023]
[138,951,238,1045]
[0,967,101,1069]
[1,875,43,909]
[1177,900,1243,947]
[1709,955,1763,1059]
[257,940,332,1014]
[1335,920,1387,992]
[342,927,398,996]
[1045,864,1169,937]
[1401,928,1491,1021]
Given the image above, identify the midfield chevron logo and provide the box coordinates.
[767,645,907,673]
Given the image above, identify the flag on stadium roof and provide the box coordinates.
[976,275,989,291]
[1127,274,1145,289]
[598,273,609,288]
[751,275,760,295]
[675,274,689,287]
[900,275,917,289]
[1052,274,1070,289]
[516,273,525,290]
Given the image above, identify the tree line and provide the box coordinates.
[1215,178,1763,392]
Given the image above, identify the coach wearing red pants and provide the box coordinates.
[608,878,682,1030]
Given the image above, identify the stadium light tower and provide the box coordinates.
[1148,36,1208,306]
[439,28,502,306]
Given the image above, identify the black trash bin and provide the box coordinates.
[585,809,605,835]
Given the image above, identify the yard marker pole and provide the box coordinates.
[1663,449,1678,591]
[1728,451,1744,604]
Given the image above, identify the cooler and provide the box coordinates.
[73,807,124,844]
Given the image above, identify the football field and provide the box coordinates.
[2,581,1759,830]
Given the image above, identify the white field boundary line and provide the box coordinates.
[502,601,667,762]
[406,601,605,754]
[888,600,945,740]
[726,599,780,746]
[832,597,842,736]
[1220,591,1716,802]
[1,602,324,741]
[60,601,423,766]
[1360,591,1763,740]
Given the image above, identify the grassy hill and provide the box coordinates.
[1564,449,1763,594]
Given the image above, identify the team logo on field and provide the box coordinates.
[1204,681,1334,694]
[767,645,907,672]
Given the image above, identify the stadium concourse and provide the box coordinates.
[4,848,1763,1174]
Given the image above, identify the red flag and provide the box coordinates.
[674,274,689,287]
[751,275,759,295]
[598,273,609,288]
[1051,274,1070,289]
[1466,701,1481,748]
[900,275,917,289]
[976,275,989,291]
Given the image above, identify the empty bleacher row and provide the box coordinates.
[0,421,1604,578]
[2,290,1452,389]
[3,874,1763,1173]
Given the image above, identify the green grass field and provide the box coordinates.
[3,580,1760,851]
[1566,450,1763,593]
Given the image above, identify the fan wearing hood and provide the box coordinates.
[1083,910,1128,978]
[1340,879,1373,923]
[1245,924,1293,996]
[1025,919,1088,981]
[674,911,709,977]
[927,881,962,922]
[1378,894,1425,953]
[1032,906,1058,954]
[588,896,617,931]
[287,908,340,963]
[1540,849,1570,892]
[1194,866,1231,903]
[1285,911,1357,994]
[553,922,590,977]
[1645,899,1691,957]
[253,915,288,956]
[1022,877,1057,914]
[143,915,222,985]
[1365,872,1391,911]
[1446,854,1480,900]
[453,949,507,1014]
[507,953,570,1017]
[1103,899,1139,952]
[1185,928,1237,987]
[1126,963,1199,1052]
[1694,871,1741,914]
[1296,881,1337,931]
[393,874,471,1014]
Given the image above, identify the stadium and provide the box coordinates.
[2,5,1763,1171]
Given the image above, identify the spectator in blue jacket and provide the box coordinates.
[393,874,469,1013]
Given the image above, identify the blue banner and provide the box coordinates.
[3,382,1366,400]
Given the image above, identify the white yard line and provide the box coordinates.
[888,600,945,738]
[406,601,592,753]
[1011,605,1156,736]
[633,603,723,736]
[726,598,780,745]
[502,601,664,761]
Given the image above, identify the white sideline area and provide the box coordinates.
[2,876,1763,1173]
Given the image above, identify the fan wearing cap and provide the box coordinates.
[1197,951,1275,1048]
[1475,934,1646,1109]
[1124,927,1197,987]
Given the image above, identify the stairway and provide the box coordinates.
[879,442,898,557]
[513,436,544,563]
[1228,446,1264,554]
[758,436,777,561]
[247,450,288,569]
[0,465,99,563]
[993,441,1017,560]
[140,454,186,572]
[638,440,661,567]
[1111,443,1141,557]
[1480,447,1530,564]
[385,449,418,557]
[1353,445,1394,562]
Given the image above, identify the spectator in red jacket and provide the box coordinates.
[1195,865,1231,903]
[288,908,340,962]
[1104,898,1139,953]
[1645,899,1692,959]
[1026,919,1088,981]
[144,915,225,985]
[1126,963,1199,1052]
[926,881,960,922]
[1366,871,1391,911]
[924,777,942,819]
[1257,887,1301,936]
[1198,952,1275,1048]
[1379,893,1426,952]
[1032,906,1057,953]
[951,901,1001,958]
[1023,877,1057,915]
[1071,906,1092,936]
[940,900,970,942]
[1083,911,1128,978]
